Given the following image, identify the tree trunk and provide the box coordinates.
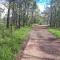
[6,2,11,28]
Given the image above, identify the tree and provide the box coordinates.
[49,0,60,28]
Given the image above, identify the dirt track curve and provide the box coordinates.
[16,25,60,60]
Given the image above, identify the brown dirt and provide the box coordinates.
[16,25,60,60]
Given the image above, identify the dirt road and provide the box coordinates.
[16,25,60,60]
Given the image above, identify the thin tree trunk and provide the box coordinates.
[6,2,10,28]
[19,14,20,28]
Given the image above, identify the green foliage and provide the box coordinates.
[35,16,45,25]
[14,26,31,40]
[49,0,60,27]
[48,28,60,38]
[0,26,31,60]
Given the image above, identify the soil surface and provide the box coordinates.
[16,25,60,60]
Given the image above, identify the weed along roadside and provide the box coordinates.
[16,30,31,60]
[13,26,31,60]
[48,28,60,38]
[0,26,31,60]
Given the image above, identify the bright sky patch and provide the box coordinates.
[36,0,50,12]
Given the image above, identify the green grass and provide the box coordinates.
[48,28,60,38]
[0,26,31,60]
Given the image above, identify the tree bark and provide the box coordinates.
[6,2,11,28]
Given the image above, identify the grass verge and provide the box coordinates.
[0,26,31,60]
[48,28,60,38]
